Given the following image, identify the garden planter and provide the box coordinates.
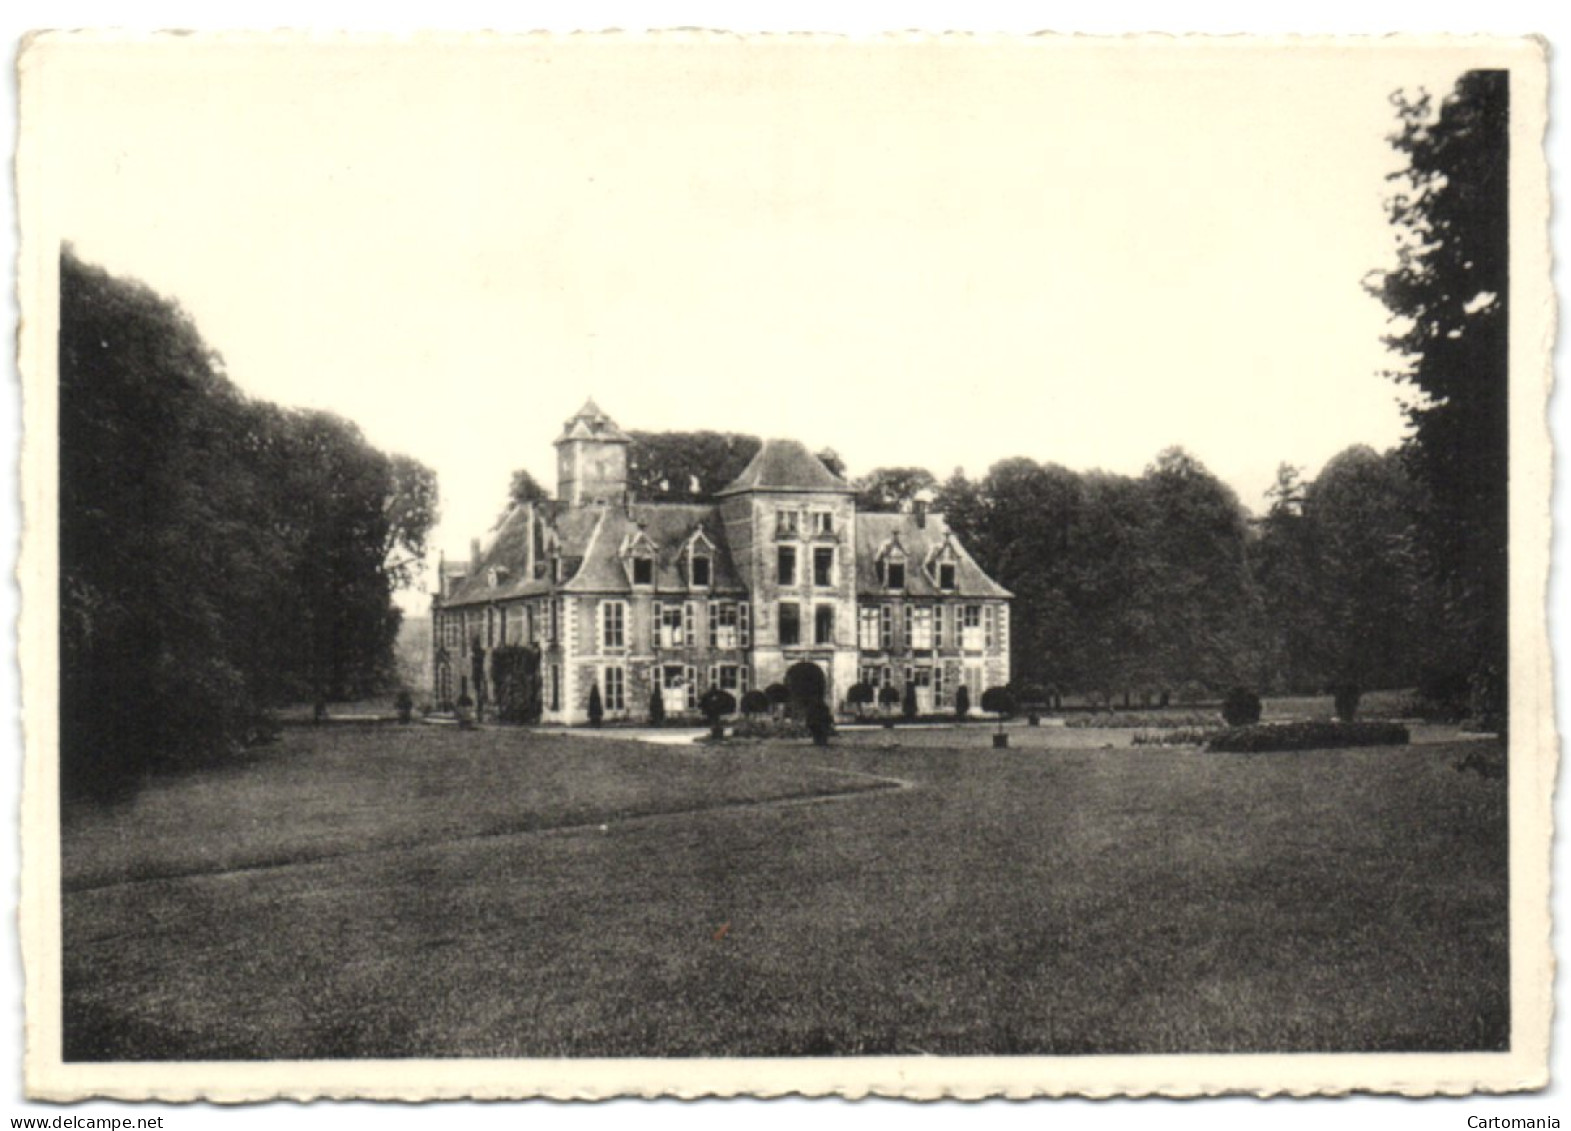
[993,733,1009,749]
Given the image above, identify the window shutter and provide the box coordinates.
[684,601,695,645]
[685,665,697,709]
[740,666,750,694]
[739,602,751,647]
[935,604,944,647]
[985,605,995,649]
[595,601,605,652]
[652,601,663,649]
[709,665,718,692]
[708,601,717,648]
[904,605,913,648]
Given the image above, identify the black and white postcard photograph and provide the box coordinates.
[8,13,1561,1113]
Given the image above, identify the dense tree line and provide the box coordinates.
[59,249,436,793]
[1366,70,1509,728]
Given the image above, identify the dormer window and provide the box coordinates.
[632,556,654,586]
[938,562,956,591]
[886,561,906,590]
[691,554,711,588]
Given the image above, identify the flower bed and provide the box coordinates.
[1206,720,1410,754]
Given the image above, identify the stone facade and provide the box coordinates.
[432,400,1012,724]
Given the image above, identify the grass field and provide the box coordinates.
[62,724,1508,1059]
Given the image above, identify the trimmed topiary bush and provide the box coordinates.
[741,689,769,717]
[902,681,919,721]
[954,685,971,720]
[1222,686,1262,727]
[587,683,604,728]
[847,681,875,717]
[806,700,835,746]
[1207,720,1409,753]
[765,683,790,714]
[648,685,665,726]
[700,687,737,738]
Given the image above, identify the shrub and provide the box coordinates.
[765,683,791,712]
[980,686,1016,718]
[394,690,413,725]
[1221,686,1262,727]
[588,683,604,728]
[1206,720,1409,754]
[741,689,769,716]
[805,700,835,746]
[491,645,542,724]
[902,682,918,721]
[731,715,811,740]
[700,687,737,738]
[648,685,665,726]
[1330,681,1361,722]
[847,682,875,715]
[877,685,901,711]
[954,685,971,720]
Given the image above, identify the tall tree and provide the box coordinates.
[625,430,761,502]
[852,466,938,513]
[59,249,436,791]
[507,467,551,507]
[1367,70,1509,723]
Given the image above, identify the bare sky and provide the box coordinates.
[45,36,1472,590]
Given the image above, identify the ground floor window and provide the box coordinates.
[550,664,562,712]
[779,602,801,646]
[716,664,749,693]
[603,666,625,711]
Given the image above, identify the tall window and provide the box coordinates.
[550,598,562,643]
[711,602,739,649]
[813,547,834,587]
[601,600,626,649]
[859,607,880,650]
[603,666,625,711]
[910,606,934,650]
[656,603,684,648]
[691,554,711,588]
[778,545,797,586]
[776,508,801,538]
[550,664,561,711]
[779,602,801,646]
[962,605,983,650]
[812,510,834,536]
[814,604,835,645]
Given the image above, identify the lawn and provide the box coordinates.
[62,724,1508,1059]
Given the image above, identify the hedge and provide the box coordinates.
[1206,720,1410,753]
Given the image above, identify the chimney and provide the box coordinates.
[913,488,935,529]
[522,505,536,581]
[470,538,482,570]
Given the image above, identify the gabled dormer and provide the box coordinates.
[876,533,908,591]
[924,533,961,593]
[619,525,658,588]
[679,525,717,590]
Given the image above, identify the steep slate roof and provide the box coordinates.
[554,397,632,445]
[716,438,851,496]
[854,512,1013,599]
[440,500,744,607]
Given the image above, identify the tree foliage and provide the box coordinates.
[852,466,937,512]
[59,249,436,793]
[1366,70,1509,724]
[626,430,761,501]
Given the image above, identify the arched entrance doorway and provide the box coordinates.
[784,660,827,708]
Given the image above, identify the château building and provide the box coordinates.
[432,400,1011,723]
